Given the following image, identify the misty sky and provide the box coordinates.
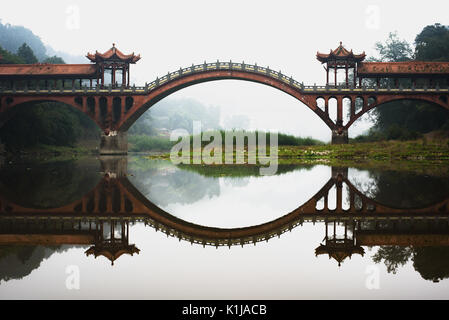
[2,0,449,141]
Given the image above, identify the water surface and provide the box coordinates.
[0,156,449,299]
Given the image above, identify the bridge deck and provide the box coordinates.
[1,61,448,96]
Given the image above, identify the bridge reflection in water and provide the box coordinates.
[0,157,448,267]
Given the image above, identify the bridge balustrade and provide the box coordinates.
[1,60,449,95]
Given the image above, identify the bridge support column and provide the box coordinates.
[99,156,128,177]
[331,129,348,144]
[100,131,128,155]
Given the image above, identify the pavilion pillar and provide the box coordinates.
[345,61,349,86]
[127,66,130,87]
[122,67,126,87]
[326,68,329,86]
[334,64,337,87]
[101,65,105,87]
[112,66,116,87]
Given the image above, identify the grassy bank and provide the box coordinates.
[128,130,323,153]
[145,138,449,163]
[1,143,98,161]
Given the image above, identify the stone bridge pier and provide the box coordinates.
[332,129,349,144]
[100,131,128,155]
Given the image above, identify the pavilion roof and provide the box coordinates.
[85,244,140,265]
[86,44,141,64]
[317,42,366,63]
[315,241,365,267]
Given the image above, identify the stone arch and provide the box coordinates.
[115,69,332,131]
[344,95,449,130]
[0,96,102,130]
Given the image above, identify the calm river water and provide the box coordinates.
[0,156,449,299]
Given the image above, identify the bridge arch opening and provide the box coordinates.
[99,97,108,127]
[87,97,96,114]
[348,167,449,210]
[120,71,333,136]
[128,79,332,150]
[328,97,337,125]
[113,97,122,123]
[348,97,449,141]
[342,97,351,126]
[0,100,100,152]
[316,97,326,113]
[355,97,364,114]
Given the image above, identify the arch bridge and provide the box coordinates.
[1,43,449,154]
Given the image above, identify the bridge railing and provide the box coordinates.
[143,61,305,94]
[1,60,449,95]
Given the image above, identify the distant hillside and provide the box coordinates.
[0,21,47,60]
[0,20,84,63]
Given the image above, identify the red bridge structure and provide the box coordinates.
[1,42,449,154]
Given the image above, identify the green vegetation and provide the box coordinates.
[16,43,38,64]
[0,21,48,60]
[128,135,177,152]
[129,98,222,135]
[0,45,24,64]
[356,25,449,141]
[0,102,99,153]
[146,137,449,164]
[351,125,423,143]
[129,130,323,153]
[0,23,97,155]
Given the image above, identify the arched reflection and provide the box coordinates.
[0,156,448,283]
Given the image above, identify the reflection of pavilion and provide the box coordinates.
[315,220,364,267]
[85,220,140,265]
[315,218,449,267]
[0,218,139,265]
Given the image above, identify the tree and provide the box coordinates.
[372,246,413,274]
[373,32,414,62]
[364,28,449,139]
[43,55,65,64]
[16,43,38,64]
[0,21,48,60]
[415,23,449,61]
[0,45,25,64]
[413,247,449,282]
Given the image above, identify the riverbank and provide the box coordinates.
[144,139,449,163]
[0,144,98,162]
